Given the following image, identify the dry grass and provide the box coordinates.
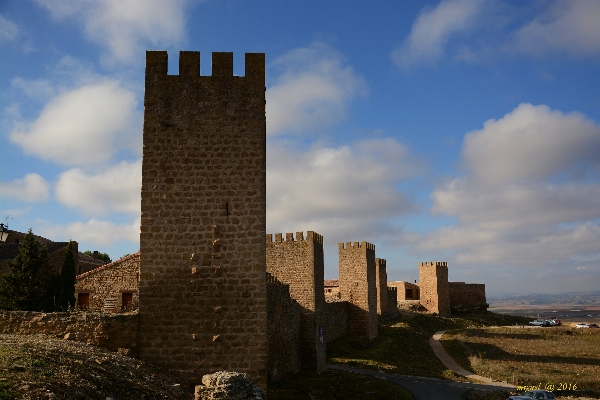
[440,327,600,392]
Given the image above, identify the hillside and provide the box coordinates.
[0,334,190,399]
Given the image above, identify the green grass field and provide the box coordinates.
[440,327,600,392]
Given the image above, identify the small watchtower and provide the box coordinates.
[419,261,450,316]
[338,242,378,339]
[266,231,326,373]
[139,51,267,387]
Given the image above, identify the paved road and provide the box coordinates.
[327,364,513,400]
[430,330,514,388]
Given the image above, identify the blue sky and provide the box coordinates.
[1,0,599,296]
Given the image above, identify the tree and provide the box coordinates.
[83,250,112,263]
[0,229,57,311]
[56,241,76,311]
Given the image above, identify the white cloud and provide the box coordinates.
[0,15,19,42]
[514,0,600,58]
[35,0,187,66]
[462,103,600,184]
[10,80,140,167]
[391,0,483,70]
[55,160,141,215]
[417,104,600,269]
[11,77,57,102]
[0,173,50,202]
[266,42,368,136]
[37,217,140,247]
[267,138,423,244]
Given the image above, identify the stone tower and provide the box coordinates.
[419,261,450,316]
[139,51,267,387]
[375,258,388,317]
[338,242,378,339]
[266,231,326,373]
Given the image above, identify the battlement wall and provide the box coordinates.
[145,51,264,83]
[266,230,325,373]
[338,241,376,251]
[338,241,378,339]
[266,231,324,245]
[448,282,487,313]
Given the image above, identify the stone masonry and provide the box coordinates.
[419,262,451,316]
[375,258,388,317]
[75,252,140,313]
[338,242,378,339]
[139,51,267,388]
[266,231,326,373]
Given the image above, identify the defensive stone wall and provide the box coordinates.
[338,242,378,339]
[75,252,140,313]
[375,258,388,316]
[266,273,300,382]
[266,231,326,373]
[323,301,348,343]
[0,311,138,355]
[448,282,488,313]
[139,51,267,388]
[419,262,450,316]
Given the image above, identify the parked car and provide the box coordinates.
[548,319,561,326]
[529,319,546,326]
[524,389,556,399]
[507,396,534,400]
[589,323,599,328]
[576,323,589,328]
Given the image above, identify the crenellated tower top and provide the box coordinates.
[266,231,323,245]
[145,51,264,85]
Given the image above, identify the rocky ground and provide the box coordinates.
[0,334,193,399]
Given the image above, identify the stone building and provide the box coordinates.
[75,252,140,312]
[388,262,487,316]
[139,51,267,388]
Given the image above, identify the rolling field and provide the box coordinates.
[441,326,600,392]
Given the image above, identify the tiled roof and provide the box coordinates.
[76,251,140,279]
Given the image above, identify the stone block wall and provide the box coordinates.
[419,262,450,316]
[139,51,267,388]
[338,242,378,339]
[375,258,388,316]
[266,231,326,373]
[0,311,139,355]
[323,301,348,343]
[449,282,488,313]
[75,252,140,313]
[266,273,300,382]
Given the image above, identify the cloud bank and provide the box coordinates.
[418,104,600,270]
